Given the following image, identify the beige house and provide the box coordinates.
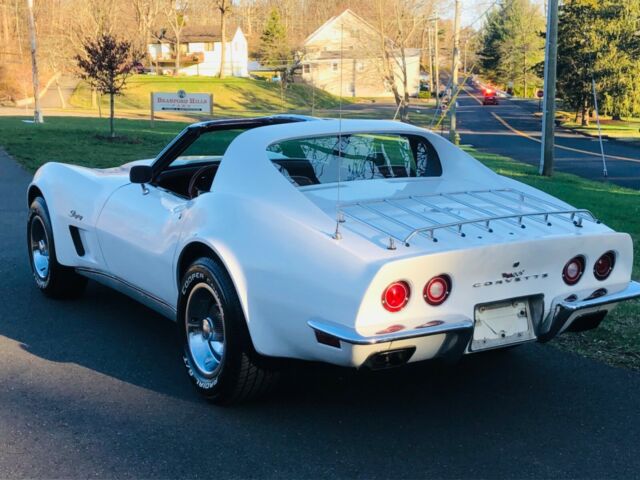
[300,9,420,98]
[148,27,249,77]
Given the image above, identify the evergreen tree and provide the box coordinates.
[557,0,640,121]
[259,9,290,68]
[556,0,601,125]
[477,0,544,97]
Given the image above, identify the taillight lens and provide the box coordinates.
[594,251,615,281]
[562,256,585,285]
[382,281,410,312]
[423,275,451,306]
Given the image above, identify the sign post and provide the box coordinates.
[150,91,214,125]
[537,89,543,112]
[150,92,155,127]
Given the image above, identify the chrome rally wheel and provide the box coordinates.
[30,216,50,281]
[185,283,226,378]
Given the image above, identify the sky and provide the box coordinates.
[457,0,546,29]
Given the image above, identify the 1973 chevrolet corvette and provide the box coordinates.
[27,115,640,404]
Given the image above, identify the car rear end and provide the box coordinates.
[309,230,637,368]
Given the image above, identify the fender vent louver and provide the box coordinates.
[68,226,86,257]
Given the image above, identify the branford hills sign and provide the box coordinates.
[151,90,213,114]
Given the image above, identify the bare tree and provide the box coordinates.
[374,0,428,121]
[132,0,161,65]
[216,0,232,78]
[163,0,189,75]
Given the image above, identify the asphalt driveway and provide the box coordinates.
[1,151,639,478]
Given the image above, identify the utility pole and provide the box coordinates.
[449,0,461,144]
[427,26,434,94]
[433,16,440,109]
[26,0,42,123]
[539,0,559,176]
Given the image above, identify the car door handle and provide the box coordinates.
[172,203,190,219]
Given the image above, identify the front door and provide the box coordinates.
[96,183,188,307]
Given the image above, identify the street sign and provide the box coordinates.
[150,91,213,126]
[151,91,213,113]
[537,89,544,98]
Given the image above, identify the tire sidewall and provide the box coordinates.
[178,259,244,399]
[27,198,55,290]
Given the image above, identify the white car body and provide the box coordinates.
[28,116,640,369]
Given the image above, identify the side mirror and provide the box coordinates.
[129,165,153,184]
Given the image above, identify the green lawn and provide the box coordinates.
[70,75,349,115]
[560,115,640,141]
[1,115,638,369]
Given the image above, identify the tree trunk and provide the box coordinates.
[109,93,115,138]
[581,100,589,127]
[56,78,66,109]
[219,7,227,78]
[427,27,434,94]
[175,38,181,75]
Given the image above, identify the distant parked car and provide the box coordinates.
[131,62,148,74]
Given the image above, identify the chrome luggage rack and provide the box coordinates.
[338,188,599,249]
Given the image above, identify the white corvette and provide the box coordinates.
[27,116,640,403]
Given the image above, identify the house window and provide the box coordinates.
[332,62,338,71]
[303,64,310,74]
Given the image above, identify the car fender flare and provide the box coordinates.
[175,239,250,328]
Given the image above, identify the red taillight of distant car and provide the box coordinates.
[423,275,451,306]
[562,256,585,285]
[382,281,411,312]
[594,251,615,281]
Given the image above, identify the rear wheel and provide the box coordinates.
[27,197,87,298]
[178,257,278,404]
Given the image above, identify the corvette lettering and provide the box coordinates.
[473,273,549,288]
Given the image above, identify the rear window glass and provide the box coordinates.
[267,133,442,187]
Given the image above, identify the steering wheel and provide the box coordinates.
[187,164,217,199]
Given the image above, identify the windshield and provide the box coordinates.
[267,133,442,187]
[169,128,246,168]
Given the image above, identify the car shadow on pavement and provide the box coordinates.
[5,275,585,406]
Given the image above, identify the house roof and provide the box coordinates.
[153,26,242,44]
[303,9,379,46]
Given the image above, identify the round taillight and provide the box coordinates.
[423,275,451,306]
[562,256,585,285]
[594,251,615,281]
[382,281,410,312]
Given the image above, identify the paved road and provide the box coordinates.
[456,85,640,190]
[1,151,640,478]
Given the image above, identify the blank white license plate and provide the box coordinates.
[471,298,536,351]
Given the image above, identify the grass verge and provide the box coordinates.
[0,115,637,369]
[558,113,640,141]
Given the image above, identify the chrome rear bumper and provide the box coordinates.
[308,281,640,362]
[538,280,640,342]
[308,317,474,361]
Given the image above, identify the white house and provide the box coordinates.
[148,27,249,77]
[300,10,420,98]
